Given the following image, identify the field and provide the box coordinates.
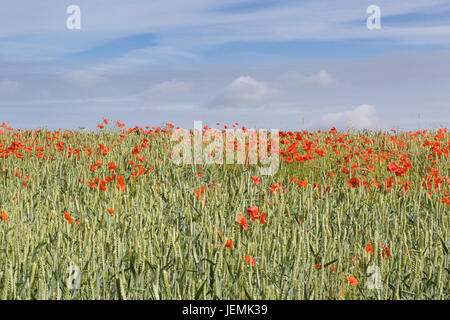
[0,121,448,300]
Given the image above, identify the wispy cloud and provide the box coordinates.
[281,70,336,88]
[2,0,450,63]
[144,80,193,98]
[62,70,108,86]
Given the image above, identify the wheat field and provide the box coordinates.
[0,122,448,300]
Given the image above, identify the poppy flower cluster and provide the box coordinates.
[245,254,256,267]
[245,206,267,225]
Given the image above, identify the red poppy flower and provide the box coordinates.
[251,176,261,184]
[64,212,73,224]
[366,243,374,255]
[108,162,118,171]
[297,180,308,187]
[382,246,391,258]
[246,206,259,221]
[225,240,234,248]
[237,215,248,230]
[258,212,267,224]
[0,211,8,223]
[347,177,361,188]
[346,276,358,286]
[246,206,258,216]
[245,254,256,267]
[387,162,398,173]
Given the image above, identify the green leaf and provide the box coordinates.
[195,279,207,300]
[244,286,253,300]
[438,236,448,255]
[323,258,338,268]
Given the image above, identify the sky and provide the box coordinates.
[0,0,449,131]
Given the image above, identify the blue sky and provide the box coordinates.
[0,0,449,130]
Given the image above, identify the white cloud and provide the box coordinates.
[0,79,19,94]
[281,70,335,88]
[312,104,385,130]
[145,80,193,98]
[62,71,108,87]
[209,76,279,108]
